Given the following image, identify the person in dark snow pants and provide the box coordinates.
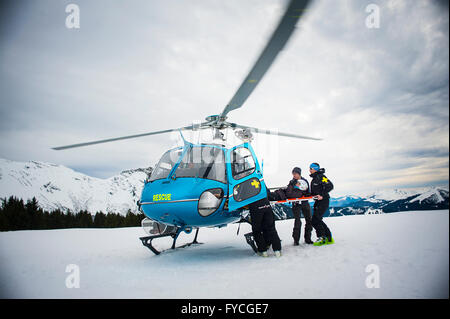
[286,167,313,245]
[248,197,282,257]
[309,163,335,246]
[266,167,313,245]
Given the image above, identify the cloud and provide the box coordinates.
[397,147,449,159]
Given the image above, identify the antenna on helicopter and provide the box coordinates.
[178,129,189,146]
[52,0,318,151]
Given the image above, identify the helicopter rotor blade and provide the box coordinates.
[52,123,210,150]
[219,0,310,121]
[230,123,321,141]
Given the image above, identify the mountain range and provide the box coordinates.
[272,186,449,219]
[0,158,448,217]
[0,158,151,215]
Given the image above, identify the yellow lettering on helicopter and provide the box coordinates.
[153,194,172,201]
[251,179,260,189]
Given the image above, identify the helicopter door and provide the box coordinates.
[226,143,267,211]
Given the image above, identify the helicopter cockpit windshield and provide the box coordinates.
[149,147,183,182]
[175,146,226,183]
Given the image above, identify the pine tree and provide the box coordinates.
[26,197,44,229]
[94,211,106,228]
[0,195,146,231]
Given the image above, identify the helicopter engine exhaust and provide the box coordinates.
[235,129,254,142]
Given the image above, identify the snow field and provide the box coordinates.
[0,210,448,298]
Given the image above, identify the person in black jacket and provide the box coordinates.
[309,163,335,245]
[285,167,313,245]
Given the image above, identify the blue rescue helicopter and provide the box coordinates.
[53,0,320,254]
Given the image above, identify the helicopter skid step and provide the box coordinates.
[140,228,202,255]
[172,241,204,251]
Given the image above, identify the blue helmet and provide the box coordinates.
[310,163,320,171]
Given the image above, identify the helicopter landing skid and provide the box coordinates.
[139,228,202,255]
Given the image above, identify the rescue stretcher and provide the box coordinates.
[269,196,319,204]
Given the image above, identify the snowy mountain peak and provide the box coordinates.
[365,186,448,202]
[409,188,448,204]
[119,167,153,177]
[0,158,151,215]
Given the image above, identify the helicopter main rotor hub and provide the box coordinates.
[205,115,220,123]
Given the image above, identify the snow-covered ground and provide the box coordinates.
[0,210,448,299]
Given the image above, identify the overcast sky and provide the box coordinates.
[0,0,448,196]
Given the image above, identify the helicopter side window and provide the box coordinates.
[175,146,226,183]
[231,147,256,180]
[149,148,183,181]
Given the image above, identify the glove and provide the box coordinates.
[289,179,297,186]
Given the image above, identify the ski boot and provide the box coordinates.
[274,250,282,258]
[313,237,328,246]
[257,251,269,257]
[326,237,335,245]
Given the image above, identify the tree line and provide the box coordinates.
[0,196,145,231]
